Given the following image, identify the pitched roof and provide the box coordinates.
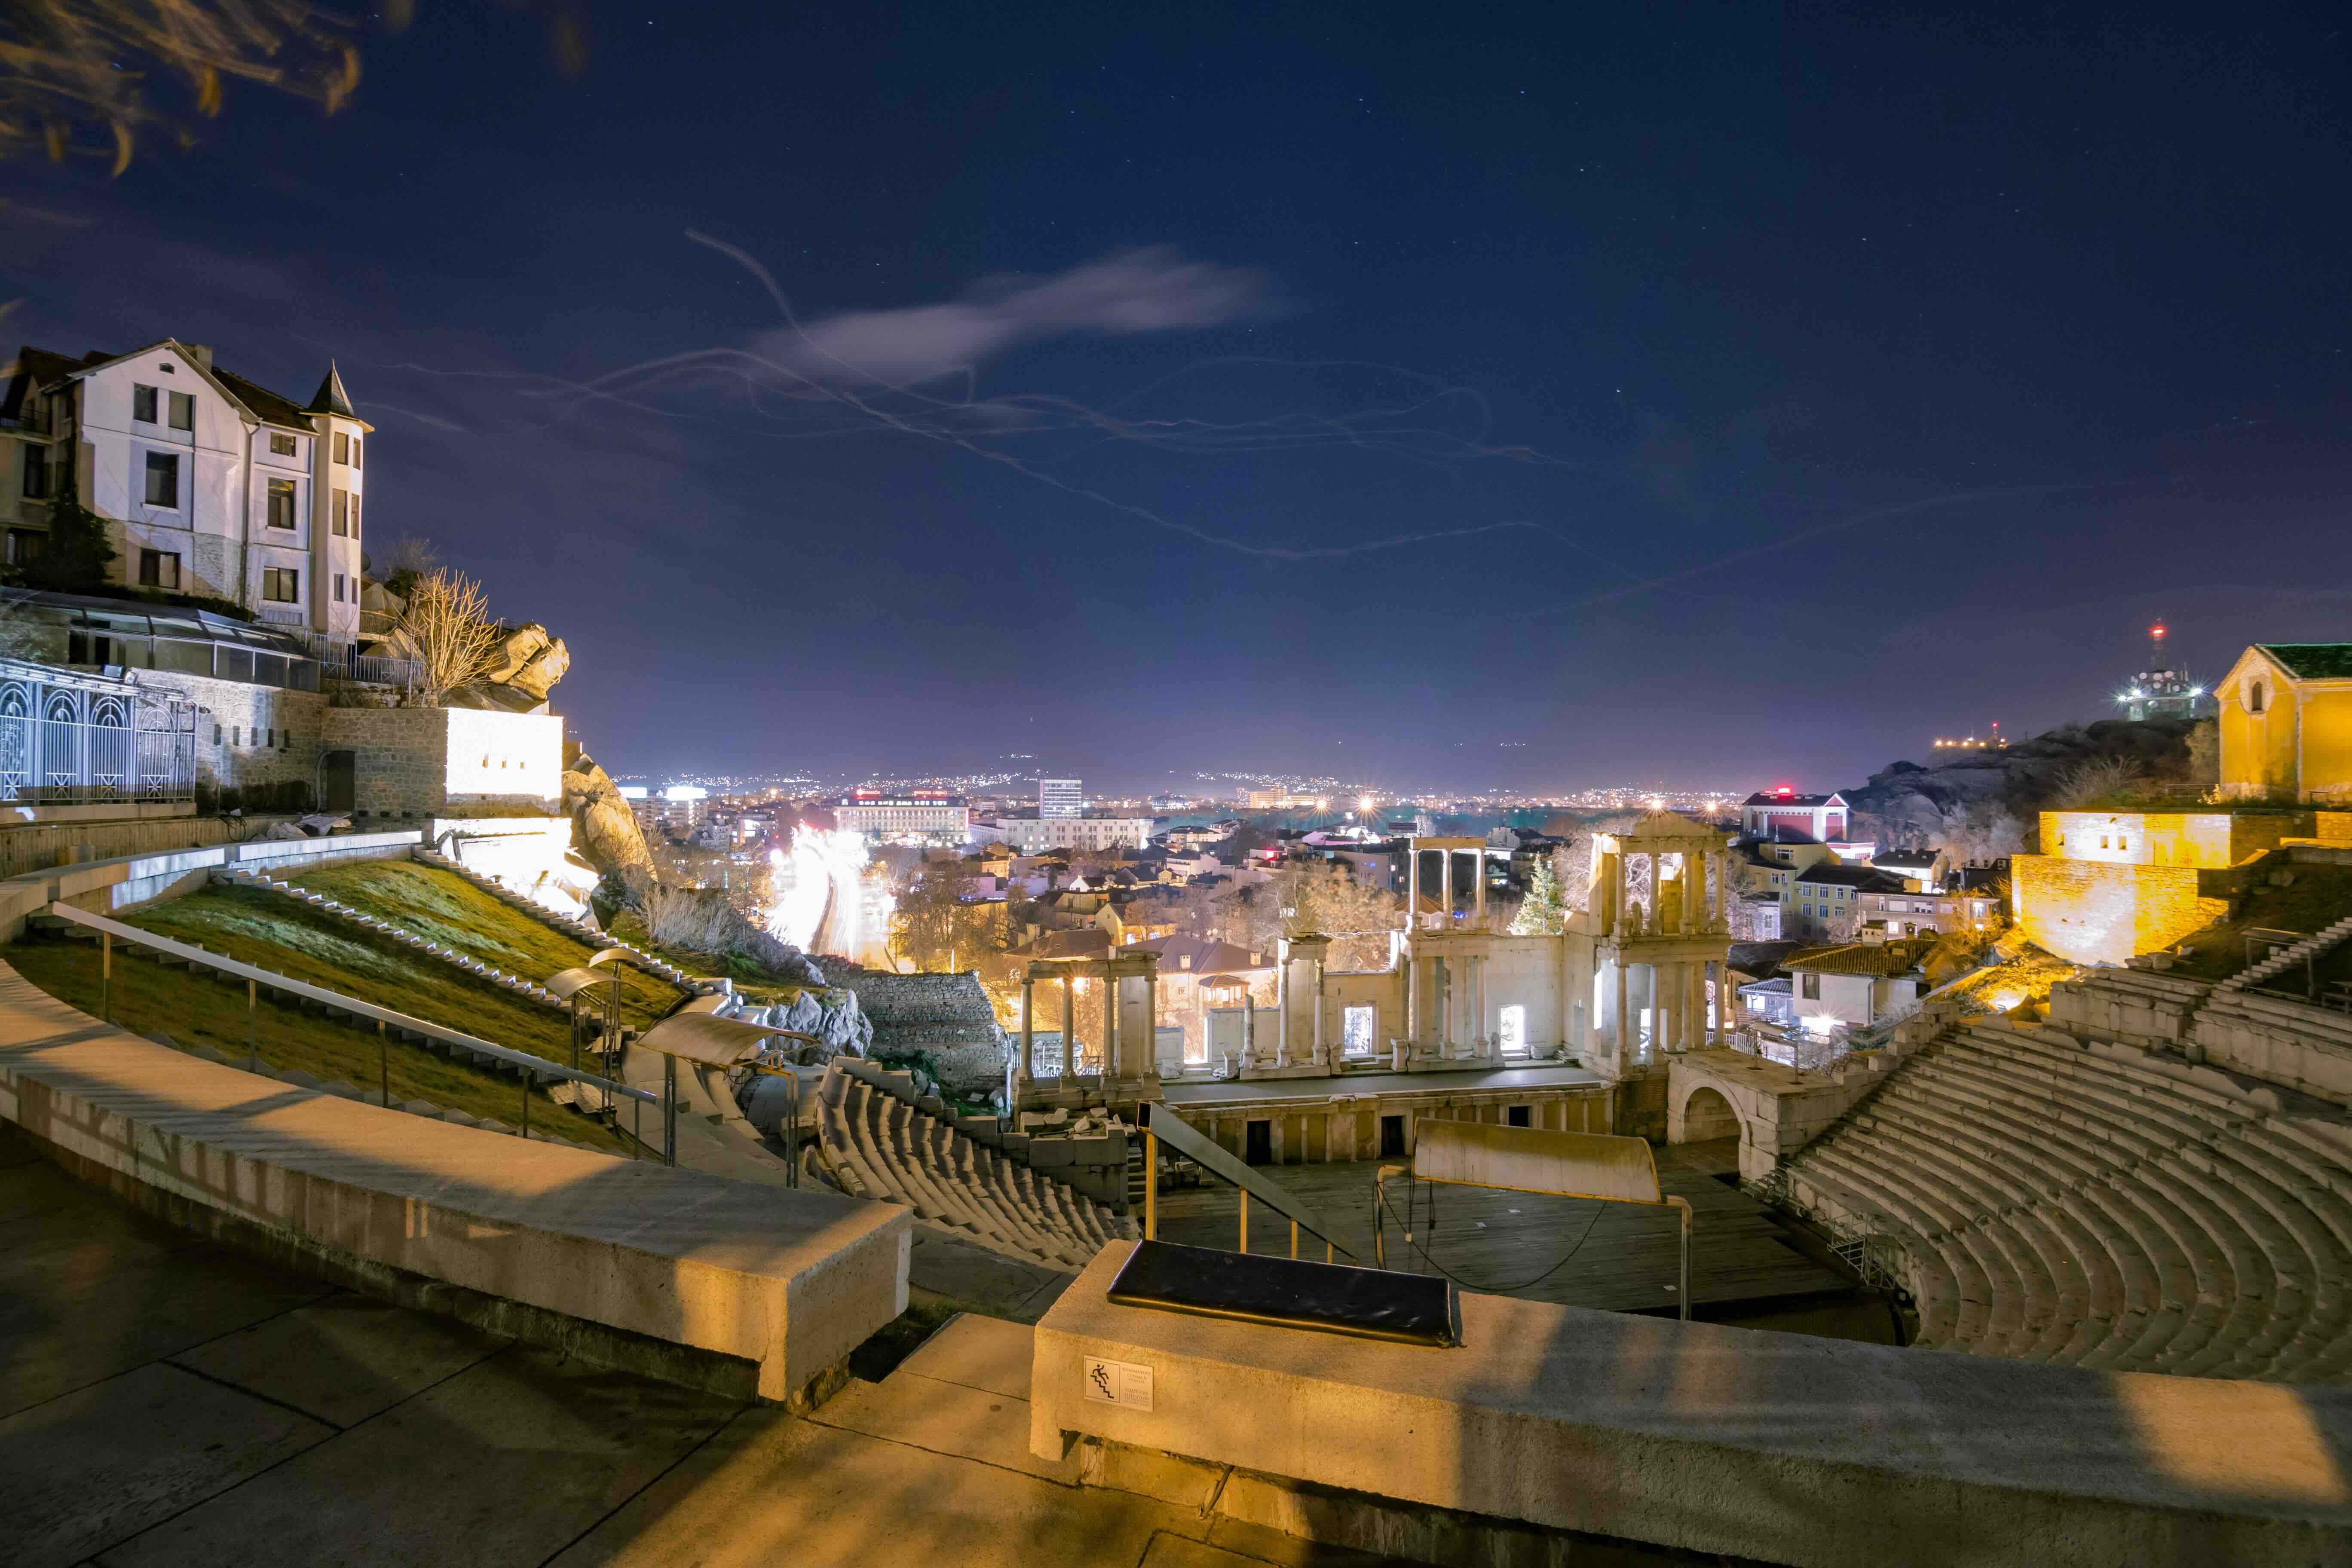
[1784,943,1925,977]
[306,361,358,418]
[1871,849,1940,869]
[2257,643,2352,681]
[213,367,313,429]
[7,340,329,432]
[1744,791,1845,807]
[1795,864,1905,890]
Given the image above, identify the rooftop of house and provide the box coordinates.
[1872,849,1942,870]
[1784,940,1929,977]
[1744,790,1846,808]
[5,340,348,432]
[2257,643,2352,681]
[1794,863,1906,890]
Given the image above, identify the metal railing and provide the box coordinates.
[0,679,195,803]
[296,631,421,689]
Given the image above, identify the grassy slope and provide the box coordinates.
[282,860,677,1029]
[8,936,635,1155]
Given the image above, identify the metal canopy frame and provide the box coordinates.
[1140,1101,1357,1262]
[1375,1121,1693,1320]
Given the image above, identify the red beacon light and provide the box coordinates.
[1775,785,1793,797]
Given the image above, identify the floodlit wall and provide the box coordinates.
[2013,853,2225,967]
[323,705,563,816]
[2219,651,2352,802]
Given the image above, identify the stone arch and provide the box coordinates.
[1679,1085,1740,1143]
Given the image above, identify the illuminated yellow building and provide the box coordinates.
[2215,643,2352,803]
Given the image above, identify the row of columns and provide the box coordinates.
[1606,954,1733,1072]
[1401,952,1494,1056]
[1604,845,1728,938]
[1404,841,1487,931]
[1014,961,1159,1095]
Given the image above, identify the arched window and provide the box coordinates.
[2249,679,2267,715]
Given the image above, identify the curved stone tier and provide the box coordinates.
[1783,1020,2352,1382]
[814,1062,1132,1270]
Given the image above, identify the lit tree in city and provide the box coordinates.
[1508,855,1568,935]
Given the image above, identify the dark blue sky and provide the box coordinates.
[7,2,2351,793]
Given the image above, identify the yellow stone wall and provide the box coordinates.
[2040,811,2235,868]
[2014,853,2226,967]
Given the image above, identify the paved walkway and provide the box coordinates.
[0,1123,1430,1568]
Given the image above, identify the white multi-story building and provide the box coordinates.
[1,340,371,640]
[834,790,971,841]
[973,811,1153,854]
[1038,778,1084,818]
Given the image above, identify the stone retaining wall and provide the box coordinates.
[0,971,910,1404]
[1034,1243,2352,1568]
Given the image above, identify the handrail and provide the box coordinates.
[1141,1100,1356,1260]
[46,900,657,1106]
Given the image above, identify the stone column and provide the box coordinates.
[1146,967,1159,1072]
[1687,960,1703,1053]
[1439,851,1452,927]
[1018,972,1035,1093]
[1474,851,1487,925]
[1277,947,1291,1068]
[1062,970,1075,1075]
[1106,968,1121,1079]
[1476,954,1489,1055]
[1614,957,1629,1074]
[1241,989,1256,1069]
[1314,956,1327,1066]
[1403,953,1418,1054]
[1407,844,1421,933]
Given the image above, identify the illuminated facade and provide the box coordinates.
[2215,643,2352,803]
[833,789,971,841]
[975,811,1152,853]
[1,339,369,639]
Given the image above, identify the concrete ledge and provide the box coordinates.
[1032,1243,2352,1568]
[0,968,911,1403]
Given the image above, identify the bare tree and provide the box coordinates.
[399,570,503,707]
[1,1,361,175]
[375,534,439,586]
[2048,756,2143,810]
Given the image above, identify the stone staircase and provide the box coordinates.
[2219,915,2352,995]
[814,1060,1134,1271]
[1779,1018,2352,1382]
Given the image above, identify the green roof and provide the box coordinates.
[2258,643,2352,681]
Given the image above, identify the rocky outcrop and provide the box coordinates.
[1842,718,2201,858]
[361,607,570,713]
[562,750,657,893]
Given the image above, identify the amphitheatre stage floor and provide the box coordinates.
[1149,1137,1892,1337]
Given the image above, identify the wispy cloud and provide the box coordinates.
[749,246,1269,386]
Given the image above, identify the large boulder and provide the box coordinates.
[563,751,657,892]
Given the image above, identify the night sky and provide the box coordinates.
[6,3,2351,793]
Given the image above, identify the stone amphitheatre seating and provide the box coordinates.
[1782,1018,2352,1382]
[815,1060,1133,1271]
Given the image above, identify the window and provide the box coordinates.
[20,447,46,499]
[1507,1104,1531,1129]
[266,477,297,528]
[5,530,45,566]
[333,573,346,603]
[333,432,349,464]
[263,567,300,603]
[270,432,297,457]
[167,390,194,431]
[138,549,181,589]
[2248,679,2266,715]
[132,384,158,423]
[143,450,179,507]
[349,495,359,539]
[351,437,363,470]
[331,488,349,536]
[1498,1003,1527,1055]
[1341,1004,1376,1058]
[1800,974,1822,1001]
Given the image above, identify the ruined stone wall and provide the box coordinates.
[2014,853,2226,967]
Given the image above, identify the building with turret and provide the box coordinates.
[2,339,370,643]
